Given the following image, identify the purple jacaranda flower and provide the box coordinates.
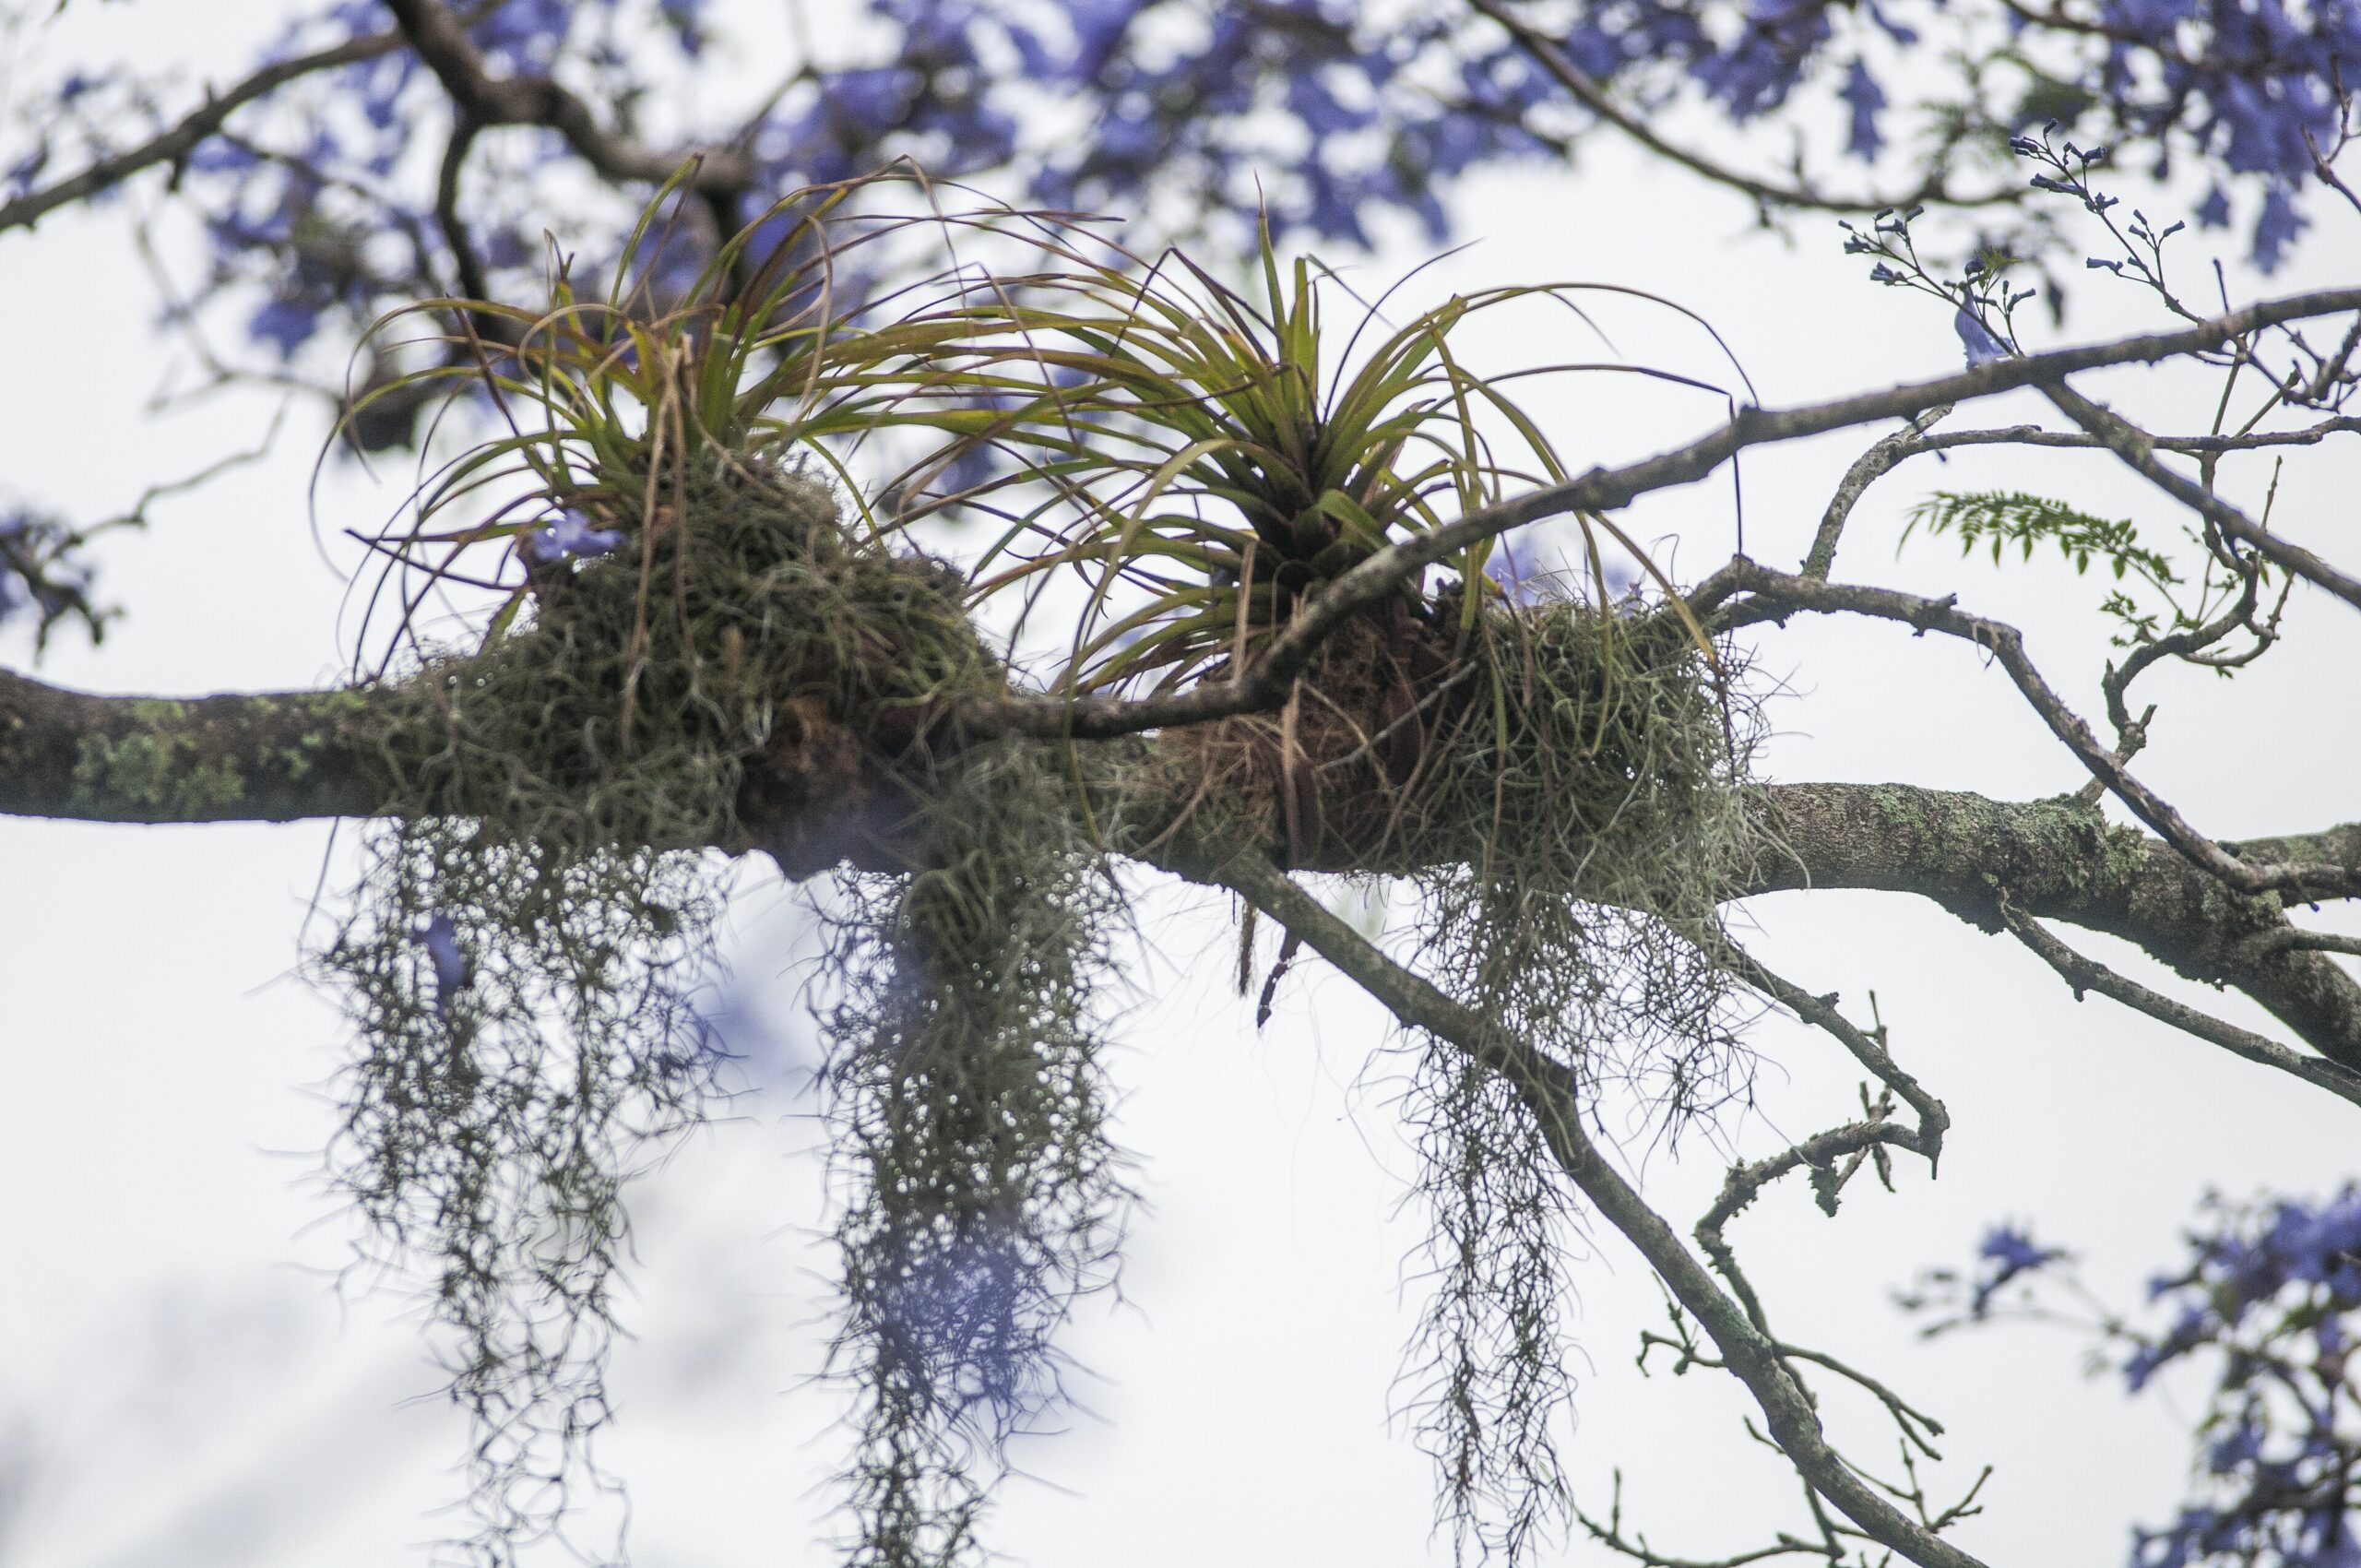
[2207,1419,2265,1473]
[1839,59,1887,159]
[418,912,469,1021]
[248,297,322,359]
[1969,1222,2062,1313]
[1980,1225,2054,1273]
[1954,308,2011,367]
[2252,183,2308,272]
[528,508,626,562]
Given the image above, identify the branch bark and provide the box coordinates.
[6,661,2356,1077]
[0,24,415,234]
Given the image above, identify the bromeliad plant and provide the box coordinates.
[342,169,989,671]
[862,226,1728,699]
[321,176,1133,1564]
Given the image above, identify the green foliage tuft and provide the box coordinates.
[868,221,1718,695]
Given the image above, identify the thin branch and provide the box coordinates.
[1903,416,2361,456]
[1692,948,1947,1349]
[1804,405,1953,579]
[1575,1470,1833,1568]
[955,286,2361,743]
[1999,902,2361,1109]
[380,0,755,193]
[1730,956,1950,1150]
[1188,848,1993,1568]
[0,23,414,233]
[2042,382,2361,612]
[430,111,520,347]
[2252,929,2361,959]
[1719,560,2361,901]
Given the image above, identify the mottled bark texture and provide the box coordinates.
[5,660,2356,1072]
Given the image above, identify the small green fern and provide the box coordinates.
[1900,489,2203,644]
[1903,490,2179,588]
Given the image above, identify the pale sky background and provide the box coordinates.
[2,5,2358,1568]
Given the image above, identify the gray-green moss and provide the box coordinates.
[313,456,1119,1566]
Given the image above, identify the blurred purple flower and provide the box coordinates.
[418,912,469,1020]
[1969,1222,2061,1313]
[1954,308,2011,367]
[249,297,322,359]
[529,509,626,562]
[2251,184,2308,272]
[1839,59,1886,158]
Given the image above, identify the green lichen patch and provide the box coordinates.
[71,718,248,815]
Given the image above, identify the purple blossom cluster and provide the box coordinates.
[1971,1221,2066,1310]
[7,0,2349,380]
[2123,1190,2361,1568]
[1906,1194,2361,1568]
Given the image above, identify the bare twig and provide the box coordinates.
[1803,405,1954,579]
[0,23,415,232]
[1999,900,2361,1109]
[1818,417,2361,462]
[1574,1470,1832,1568]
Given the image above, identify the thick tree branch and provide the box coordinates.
[7,657,2358,1073]
[0,667,394,824]
[1750,784,2361,1074]
[1721,560,2359,903]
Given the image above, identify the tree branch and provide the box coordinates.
[1188,849,1993,1568]
[0,24,415,234]
[2042,382,2361,612]
[6,656,2358,1070]
[1748,784,2361,1073]
[1804,405,1954,579]
[956,286,2361,744]
[379,0,756,194]
[1997,900,2361,1109]
[0,667,394,824]
[1721,560,2359,903]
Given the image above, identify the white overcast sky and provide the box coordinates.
[1,5,2357,1567]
